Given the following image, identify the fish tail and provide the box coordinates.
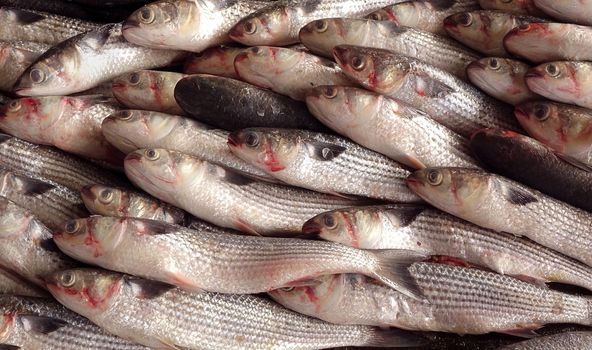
[369,249,427,301]
[364,327,427,348]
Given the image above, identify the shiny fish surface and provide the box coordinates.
[0,268,47,297]
[478,0,546,16]
[299,18,481,80]
[333,45,519,138]
[533,0,592,25]
[184,45,245,79]
[0,40,49,92]
[499,331,592,349]
[47,268,425,350]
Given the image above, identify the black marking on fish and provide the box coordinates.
[12,174,55,195]
[224,170,256,186]
[9,8,45,25]
[504,185,538,205]
[301,0,323,14]
[305,141,346,161]
[20,315,68,334]
[38,238,60,252]
[384,205,425,227]
[0,344,20,350]
[0,133,12,144]
[126,276,176,299]
[139,219,177,235]
[79,24,114,51]
[428,0,459,11]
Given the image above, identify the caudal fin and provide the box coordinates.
[370,249,427,301]
[365,327,427,348]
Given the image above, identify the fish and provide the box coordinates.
[46,268,426,350]
[174,74,328,131]
[299,18,481,80]
[303,204,592,290]
[184,45,245,79]
[0,197,76,288]
[13,23,186,96]
[0,294,149,349]
[269,263,592,335]
[305,86,480,169]
[525,61,592,110]
[111,70,187,115]
[0,40,49,92]
[514,100,592,167]
[504,23,592,63]
[407,167,592,267]
[0,7,99,45]
[471,129,592,213]
[478,0,547,16]
[466,57,539,105]
[532,0,592,25]
[234,46,354,101]
[499,331,592,349]
[0,134,128,192]
[443,10,545,56]
[122,0,271,52]
[366,0,481,35]
[227,128,421,202]
[0,95,124,164]
[0,0,97,21]
[229,0,400,46]
[332,45,519,138]
[102,110,276,182]
[124,148,372,236]
[0,267,48,297]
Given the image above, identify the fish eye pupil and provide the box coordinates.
[139,8,154,23]
[129,73,140,85]
[488,58,500,70]
[323,86,337,99]
[369,13,381,21]
[427,170,443,185]
[351,56,365,71]
[534,104,550,121]
[65,221,78,233]
[8,101,20,112]
[546,64,558,76]
[120,111,133,120]
[99,189,114,203]
[244,21,256,34]
[60,272,76,287]
[245,132,259,147]
[29,69,45,84]
[280,286,294,292]
[459,13,472,26]
[250,47,260,54]
[146,149,159,160]
[315,20,328,32]
[323,214,336,229]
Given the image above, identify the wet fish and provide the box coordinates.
[332,45,519,138]
[525,61,592,110]
[269,263,592,334]
[533,0,592,25]
[504,23,592,63]
[0,41,49,92]
[184,45,245,79]
[47,268,425,349]
[0,7,99,45]
[466,57,539,105]
[0,95,123,164]
[478,0,547,16]
[367,0,481,35]
[306,86,479,169]
[123,0,271,52]
[229,0,399,46]
[499,331,592,349]
[514,101,592,167]
[0,0,96,21]
[234,46,354,101]
[0,294,149,349]
[227,128,421,202]
[299,18,481,80]
[124,148,371,236]
[0,267,47,297]
[174,74,328,131]
[407,167,592,267]
[102,110,275,182]
[303,204,592,290]
[14,23,186,96]
[112,70,186,115]
[0,134,128,192]
[443,10,545,56]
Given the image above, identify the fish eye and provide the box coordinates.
[368,12,382,21]
[458,13,473,27]
[64,220,80,234]
[488,58,501,70]
[243,20,257,34]
[118,111,134,120]
[314,20,328,33]
[59,271,76,288]
[545,64,559,77]
[245,132,259,148]
[98,189,114,204]
[279,286,295,292]
[145,149,160,161]
[128,73,141,85]
[518,23,530,31]
[250,46,260,55]
[323,214,337,229]
[29,69,46,84]
[7,100,21,112]
[322,86,337,99]
[351,56,366,71]
[426,169,443,186]
[533,103,550,121]
[138,7,155,24]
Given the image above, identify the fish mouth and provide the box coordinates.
[125,152,143,163]
[466,61,486,71]
[301,220,321,235]
[406,174,423,188]
[111,82,126,90]
[228,24,245,40]
[122,19,139,31]
[514,106,530,120]
[233,51,249,65]
[80,185,97,201]
[524,70,543,79]
[332,46,348,66]
[227,133,240,148]
[442,16,457,28]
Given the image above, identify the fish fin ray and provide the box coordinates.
[556,153,592,172]
[11,9,45,25]
[501,182,538,205]
[125,276,176,299]
[383,205,425,228]
[370,249,427,301]
[138,219,178,235]
[12,174,55,195]
[20,315,68,334]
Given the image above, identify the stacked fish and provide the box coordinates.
[0,0,592,349]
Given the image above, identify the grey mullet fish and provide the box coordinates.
[0,40,49,92]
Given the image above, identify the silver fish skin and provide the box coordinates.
[407,167,592,267]
[333,45,520,138]
[303,204,592,291]
[366,0,481,35]
[184,45,245,79]
[81,184,188,225]
[234,46,354,101]
[0,294,149,350]
[102,110,275,182]
[0,7,99,45]
[466,57,539,105]
[478,0,547,17]
[112,70,186,115]
[0,41,49,92]
[305,86,480,170]
[228,128,421,202]
[0,168,88,231]
[533,0,592,25]
[0,134,128,192]
[0,197,76,288]
[13,23,186,96]
[0,267,48,297]
[504,23,592,63]
[47,269,425,350]
[54,216,426,298]
[299,19,481,80]
[124,148,373,236]
[269,263,592,334]
[123,0,271,52]
[499,331,592,350]
[229,0,403,46]
[0,95,124,164]
[525,61,592,110]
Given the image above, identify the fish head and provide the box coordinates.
[444,11,510,55]
[366,2,419,27]
[234,46,302,88]
[514,101,563,144]
[0,96,71,135]
[299,18,367,57]
[0,197,34,240]
[112,70,160,107]
[504,23,557,59]
[81,185,130,217]
[46,268,123,313]
[466,57,524,97]
[185,46,243,76]
[229,6,294,46]
[228,128,298,173]
[123,1,184,48]
[525,61,577,98]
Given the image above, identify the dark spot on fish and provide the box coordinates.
[39,238,60,252]
[301,0,323,13]
[10,8,45,25]
[504,186,538,205]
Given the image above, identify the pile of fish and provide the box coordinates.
[1,0,592,349]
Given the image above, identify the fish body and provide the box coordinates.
[0,40,49,92]
[299,18,481,80]
[525,61,592,109]
[533,0,592,25]
[499,331,592,349]
[184,45,245,79]
[0,268,47,297]
[332,45,519,138]
[478,0,546,16]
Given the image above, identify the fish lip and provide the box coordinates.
[233,51,249,65]
[12,87,29,96]
[301,220,321,235]
[514,106,530,120]
[122,20,139,31]
[111,82,126,90]
[125,152,143,162]
[332,46,348,66]
[466,60,486,71]
[228,24,245,40]
[406,175,423,188]
[524,70,542,78]
[442,16,457,28]
[227,133,240,148]
[80,185,96,201]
